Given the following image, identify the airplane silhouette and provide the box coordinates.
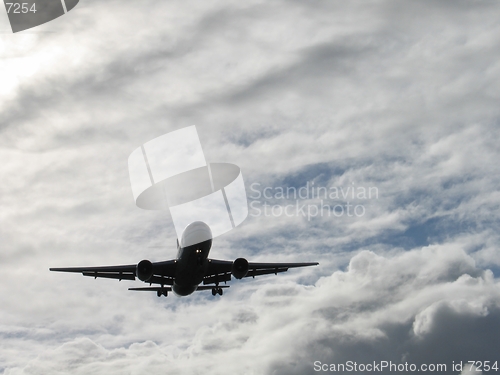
[50,221,318,297]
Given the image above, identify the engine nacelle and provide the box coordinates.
[232,258,249,279]
[136,259,154,281]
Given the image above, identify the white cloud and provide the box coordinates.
[1,0,500,373]
[3,245,499,374]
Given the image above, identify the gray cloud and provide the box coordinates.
[3,246,499,374]
[1,0,500,373]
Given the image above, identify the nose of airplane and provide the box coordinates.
[180,221,212,248]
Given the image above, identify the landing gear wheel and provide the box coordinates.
[218,288,223,296]
[157,290,162,297]
[162,290,168,297]
[212,288,217,296]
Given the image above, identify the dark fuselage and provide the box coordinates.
[172,221,213,296]
[173,239,212,295]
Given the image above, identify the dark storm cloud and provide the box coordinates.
[271,249,500,375]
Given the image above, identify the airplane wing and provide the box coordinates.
[49,260,177,285]
[202,259,319,285]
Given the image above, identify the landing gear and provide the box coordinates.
[156,289,168,297]
[211,287,223,296]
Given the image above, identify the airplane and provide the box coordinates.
[50,221,319,297]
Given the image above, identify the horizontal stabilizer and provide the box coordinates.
[196,285,230,291]
[128,285,229,292]
[129,287,173,292]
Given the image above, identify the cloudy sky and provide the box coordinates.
[1,0,500,374]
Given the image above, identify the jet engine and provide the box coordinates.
[232,258,249,279]
[136,260,154,281]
